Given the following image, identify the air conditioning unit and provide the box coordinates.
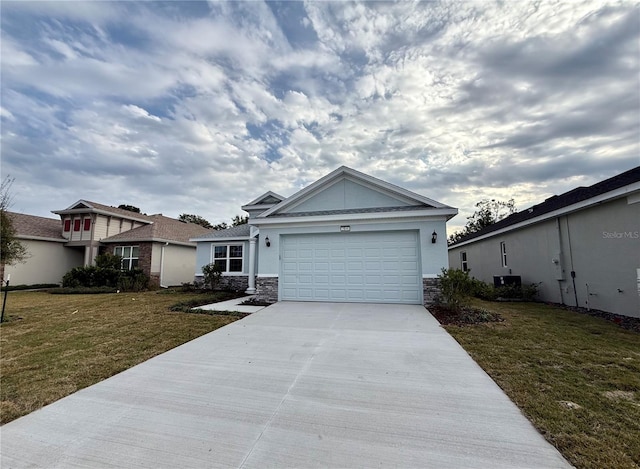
[493,275,522,288]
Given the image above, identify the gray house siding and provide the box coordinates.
[448,196,640,318]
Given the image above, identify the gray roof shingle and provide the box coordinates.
[6,212,65,240]
[192,224,251,240]
[102,215,213,244]
[450,165,640,246]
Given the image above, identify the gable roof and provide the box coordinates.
[242,191,286,207]
[190,223,251,242]
[450,165,640,247]
[101,215,212,245]
[52,200,153,223]
[255,166,457,221]
[5,212,66,242]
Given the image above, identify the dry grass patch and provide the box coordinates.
[441,300,640,469]
[0,291,245,424]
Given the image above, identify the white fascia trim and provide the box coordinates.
[101,238,196,247]
[253,208,458,226]
[257,274,279,278]
[628,192,640,204]
[449,184,640,249]
[260,166,454,217]
[52,205,151,224]
[17,235,67,243]
[243,191,286,207]
[190,236,250,242]
[252,208,458,226]
[251,216,451,230]
[422,274,439,279]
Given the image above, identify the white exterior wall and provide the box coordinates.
[256,219,449,278]
[4,239,84,285]
[161,244,199,287]
[94,215,109,240]
[448,195,640,318]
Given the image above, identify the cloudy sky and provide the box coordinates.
[1,1,638,234]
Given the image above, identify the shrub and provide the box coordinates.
[94,252,122,270]
[62,266,120,288]
[437,268,475,311]
[50,286,118,295]
[470,277,497,301]
[202,263,223,291]
[61,265,148,292]
[180,282,198,292]
[1,283,59,292]
[118,269,149,292]
[468,278,540,302]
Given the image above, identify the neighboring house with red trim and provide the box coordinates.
[448,166,640,318]
[2,212,84,285]
[3,201,213,287]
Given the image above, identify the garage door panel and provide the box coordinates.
[281,231,422,304]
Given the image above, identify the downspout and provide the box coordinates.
[565,216,579,307]
[555,217,565,305]
[159,242,169,288]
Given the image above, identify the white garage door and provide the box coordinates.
[281,231,422,304]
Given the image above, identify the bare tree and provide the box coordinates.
[1,177,28,272]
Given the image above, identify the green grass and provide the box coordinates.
[0,290,246,424]
[443,300,640,469]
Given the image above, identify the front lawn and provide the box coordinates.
[0,290,246,424]
[441,300,640,469]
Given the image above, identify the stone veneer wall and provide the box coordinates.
[256,277,278,303]
[423,278,441,306]
[218,275,249,292]
[193,275,250,293]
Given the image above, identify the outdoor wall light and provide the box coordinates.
[431,231,437,244]
[265,236,271,247]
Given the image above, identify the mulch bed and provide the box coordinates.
[429,305,504,326]
[559,305,640,333]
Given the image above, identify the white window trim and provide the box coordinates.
[115,245,139,270]
[500,242,508,268]
[460,251,468,272]
[210,244,244,275]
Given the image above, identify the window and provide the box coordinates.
[213,244,243,273]
[64,219,71,232]
[500,242,507,267]
[83,218,91,231]
[461,251,468,272]
[73,219,81,231]
[114,246,139,270]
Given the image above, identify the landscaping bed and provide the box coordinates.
[429,304,503,325]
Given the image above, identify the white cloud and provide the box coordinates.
[0,0,637,233]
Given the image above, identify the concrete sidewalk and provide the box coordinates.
[195,295,267,314]
[1,302,571,468]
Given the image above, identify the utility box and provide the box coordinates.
[493,275,522,287]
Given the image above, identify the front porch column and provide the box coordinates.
[245,237,257,294]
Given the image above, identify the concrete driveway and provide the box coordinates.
[1,302,570,468]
